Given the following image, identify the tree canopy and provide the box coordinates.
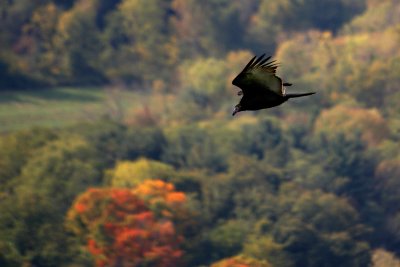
[1,0,400,266]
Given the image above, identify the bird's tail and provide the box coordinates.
[285,92,316,99]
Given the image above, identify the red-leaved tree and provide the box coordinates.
[67,181,187,267]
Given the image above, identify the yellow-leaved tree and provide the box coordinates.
[108,158,176,187]
[211,255,272,267]
[314,104,388,146]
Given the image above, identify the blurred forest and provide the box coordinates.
[1,0,400,266]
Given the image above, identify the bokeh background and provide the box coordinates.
[1,0,400,266]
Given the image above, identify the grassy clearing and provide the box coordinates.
[0,87,140,132]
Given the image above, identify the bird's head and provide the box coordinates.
[232,104,242,116]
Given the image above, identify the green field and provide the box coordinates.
[0,87,140,132]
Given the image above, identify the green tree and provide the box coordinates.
[78,120,166,167]
[15,3,61,84]
[100,0,176,85]
[0,135,101,266]
[171,0,256,56]
[234,117,290,165]
[175,57,230,121]
[244,235,293,267]
[162,125,228,172]
[295,134,378,206]
[208,220,250,260]
[0,128,57,189]
[227,156,282,220]
[170,0,219,57]
[374,159,400,253]
[53,2,105,84]
[248,0,365,52]
[263,188,371,267]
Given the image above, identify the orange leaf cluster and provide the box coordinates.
[74,202,87,214]
[133,179,186,210]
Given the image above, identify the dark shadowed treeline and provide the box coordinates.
[0,0,364,89]
[1,0,400,266]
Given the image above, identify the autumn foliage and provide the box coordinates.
[134,179,186,209]
[211,255,272,267]
[314,104,389,146]
[3,1,400,266]
[67,180,187,267]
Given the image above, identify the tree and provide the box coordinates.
[0,135,101,266]
[171,0,256,57]
[53,1,106,84]
[100,0,177,85]
[133,179,203,266]
[133,179,187,218]
[234,117,290,165]
[67,187,184,267]
[247,0,365,51]
[372,249,400,267]
[243,235,293,267]
[175,57,230,120]
[170,0,218,57]
[15,3,61,84]
[275,19,400,111]
[314,104,389,147]
[208,220,250,260]
[211,254,272,267]
[0,128,57,189]
[343,0,400,34]
[162,125,228,172]
[109,158,176,187]
[251,188,372,267]
[227,155,282,220]
[374,159,400,252]
[79,120,166,167]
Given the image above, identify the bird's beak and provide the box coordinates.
[232,106,240,116]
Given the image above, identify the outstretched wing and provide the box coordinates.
[232,54,284,96]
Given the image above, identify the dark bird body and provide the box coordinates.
[232,54,315,116]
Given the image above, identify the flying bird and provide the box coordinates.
[232,54,315,116]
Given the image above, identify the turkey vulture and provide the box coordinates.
[232,54,315,116]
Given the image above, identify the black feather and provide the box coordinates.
[241,55,257,73]
[257,56,272,67]
[251,54,265,68]
[262,60,277,67]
